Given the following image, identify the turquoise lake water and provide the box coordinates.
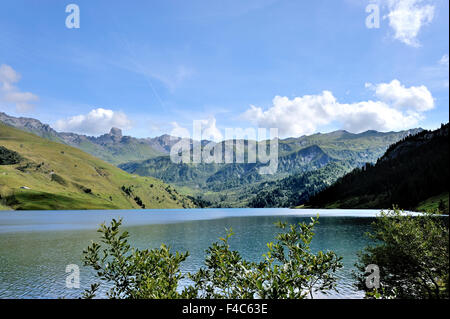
[0,208,383,299]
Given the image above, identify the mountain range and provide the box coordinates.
[0,111,424,209]
[0,112,180,165]
[118,128,422,207]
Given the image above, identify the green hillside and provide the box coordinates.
[307,124,449,212]
[0,123,195,210]
[120,129,421,207]
[416,192,449,212]
[248,161,354,208]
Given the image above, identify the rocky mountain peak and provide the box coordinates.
[109,127,123,139]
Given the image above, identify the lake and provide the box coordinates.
[0,208,382,299]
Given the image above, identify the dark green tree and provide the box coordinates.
[355,209,449,299]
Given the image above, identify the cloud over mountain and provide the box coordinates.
[55,108,132,135]
[241,80,432,137]
[367,79,434,111]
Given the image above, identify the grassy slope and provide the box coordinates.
[416,193,449,212]
[0,124,195,210]
[75,138,164,166]
[315,192,450,212]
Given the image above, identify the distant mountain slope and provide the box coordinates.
[58,128,165,165]
[0,112,62,142]
[247,161,354,208]
[0,112,164,165]
[119,143,336,191]
[307,124,449,211]
[120,129,421,190]
[120,128,422,207]
[0,123,195,210]
[205,144,336,191]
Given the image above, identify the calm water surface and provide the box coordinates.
[0,208,381,299]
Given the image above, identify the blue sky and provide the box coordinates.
[0,0,448,139]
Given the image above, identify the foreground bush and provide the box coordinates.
[82,217,343,299]
[355,209,449,299]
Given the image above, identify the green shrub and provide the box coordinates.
[82,216,343,299]
[82,219,190,299]
[50,173,67,186]
[0,146,22,165]
[355,209,449,299]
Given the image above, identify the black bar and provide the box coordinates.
[0,299,448,318]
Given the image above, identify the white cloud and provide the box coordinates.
[199,117,223,141]
[332,100,422,133]
[439,54,449,67]
[385,0,435,47]
[368,79,434,111]
[55,108,132,135]
[0,64,39,112]
[241,80,432,137]
[169,117,223,141]
[170,121,191,139]
[242,92,336,137]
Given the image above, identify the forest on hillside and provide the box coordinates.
[307,124,449,211]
